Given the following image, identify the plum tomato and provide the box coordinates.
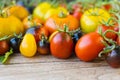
[75,32,105,61]
[50,32,74,59]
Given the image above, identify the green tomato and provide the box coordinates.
[33,2,51,21]
[44,7,68,20]
[80,8,111,33]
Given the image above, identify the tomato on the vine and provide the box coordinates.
[96,25,117,40]
[50,32,74,59]
[75,32,105,61]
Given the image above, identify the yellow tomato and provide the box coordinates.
[44,7,68,20]
[0,16,24,37]
[33,2,51,21]
[20,33,37,57]
[7,5,29,20]
[80,8,111,33]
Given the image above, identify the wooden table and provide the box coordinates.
[0,53,120,80]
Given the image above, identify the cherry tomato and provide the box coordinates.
[37,35,50,55]
[26,26,49,43]
[73,9,83,20]
[96,25,117,40]
[10,37,22,53]
[50,32,74,59]
[75,32,105,61]
[116,37,120,46]
[103,4,112,11]
[0,40,9,55]
[23,16,43,30]
[20,33,37,57]
[37,26,49,41]
[106,46,120,68]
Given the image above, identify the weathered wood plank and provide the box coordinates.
[0,53,119,80]
[0,62,120,80]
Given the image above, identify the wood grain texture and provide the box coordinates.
[0,53,120,80]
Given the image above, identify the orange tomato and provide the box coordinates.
[23,16,43,30]
[7,5,29,20]
[45,14,79,34]
[75,32,105,61]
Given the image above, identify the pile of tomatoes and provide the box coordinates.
[0,0,120,68]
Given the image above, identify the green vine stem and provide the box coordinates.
[98,26,119,57]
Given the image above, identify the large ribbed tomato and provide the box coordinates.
[45,14,79,34]
[0,16,24,38]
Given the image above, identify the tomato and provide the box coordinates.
[75,32,105,61]
[36,26,49,41]
[73,8,83,20]
[50,32,74,59]
[37,35,50,55]
[0,16,24,38]
[96,25,117,40]
[23,16,43,30]
[45,14,79,34]
[44,6,68,20]
[6,5,29,20]
[33,2,51,21]
[20,33,37,57]
[26,26,49,43]
[116,37,120,46]
[33,2,68,22]
[0,40,9,55]
[103,4,112,11]
[80,8,111,33]
[106,46,120,68]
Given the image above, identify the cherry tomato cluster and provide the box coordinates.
[0,0,120,68]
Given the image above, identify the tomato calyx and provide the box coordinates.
[98,29,118,57]
[58,11,67,18]
[58,24,80,37]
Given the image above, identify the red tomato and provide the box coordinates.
[75,32,105,62]
[96,25,117,40]
[103,4,112,11]
[50,32,74,59]
[36,26,49,41]
[116,37,120,46]
[73,9,82,20]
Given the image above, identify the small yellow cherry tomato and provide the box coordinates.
[20,33,37,57]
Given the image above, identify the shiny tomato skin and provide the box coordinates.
[116,37,120,46]
[96,25,117,40]
[45,15,79,34]
[50,32,74,59]
[73,9,82,20]
[75,32,105,62]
